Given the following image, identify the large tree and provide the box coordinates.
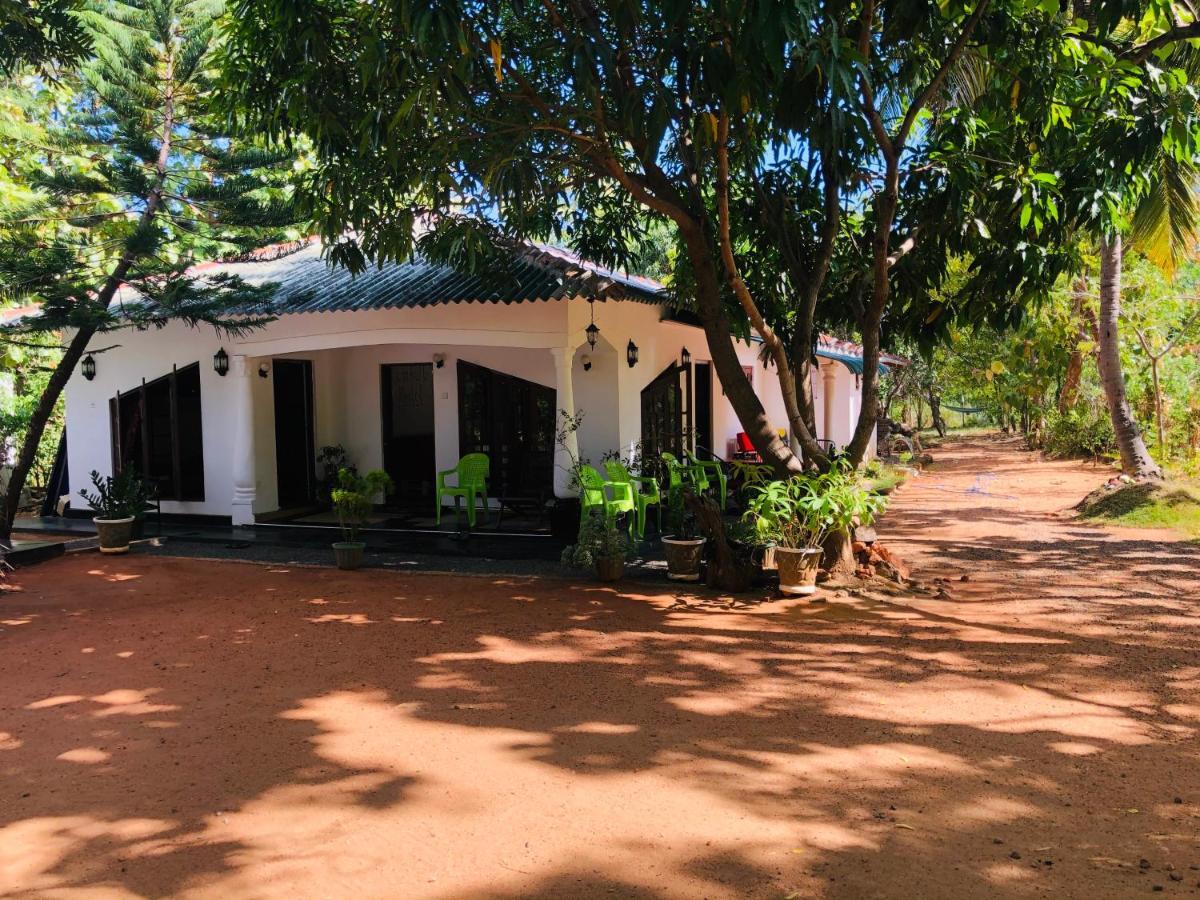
[221,0,1067,471]
[222,0,1200,474]
[0,0,306,541]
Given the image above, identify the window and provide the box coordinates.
[110,363,205,501]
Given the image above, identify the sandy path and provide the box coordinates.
[1,435,1198,899]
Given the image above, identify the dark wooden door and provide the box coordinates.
[694,362,713,457]
[381,363,436,504]
[273,359,316,508]
[640,362,687,469]
[457,360,554,498]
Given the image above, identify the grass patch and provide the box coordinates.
[867,465,910,496]
[1078,480,1200,539]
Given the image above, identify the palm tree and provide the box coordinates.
[1094,52,1200,480]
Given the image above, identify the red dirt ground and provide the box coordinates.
[1,435,1198,899]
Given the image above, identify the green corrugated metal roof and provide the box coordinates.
[114,239,665,315]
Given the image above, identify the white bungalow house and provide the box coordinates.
[60,239,902,526]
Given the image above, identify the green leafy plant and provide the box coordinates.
[78,469,152,520]
[561,511,630,569]
[743,464,887,550]
[330,468,393,543]
[316,445,354,502]
[665,483,698,540]
[1045,407,1116,461]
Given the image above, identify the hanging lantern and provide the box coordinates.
[626,339,639,368]
[81,354,96,381]
[213,347,229,376]
[680,346,691,367]
[585,298,599,349]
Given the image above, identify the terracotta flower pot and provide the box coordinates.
[594,555,625,582]
[332,541,366,570]
[94,516,135,555]
[662,536,705,582]
[775,546,823,595]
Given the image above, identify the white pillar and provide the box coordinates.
[822,363,837,446]
[231,354,257,526]
[551,346,579,499]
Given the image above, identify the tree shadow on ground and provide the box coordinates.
[2,537,1199,898]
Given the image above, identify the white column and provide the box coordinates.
[822,363,837,446]
[551,346,579,499]
[230,354,257,526]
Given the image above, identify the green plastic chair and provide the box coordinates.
[604,460,660,539]
[662,451,709,495]
[687,451,727,511]
[436,452,490,528]
[578,464,636,535]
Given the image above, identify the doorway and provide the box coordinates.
[273,359,316,508]
[457,360,555,499]
[640,362,688,466]
[381,363,436,505]
[694,362,713,457]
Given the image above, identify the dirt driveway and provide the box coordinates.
[1,435,1198,899]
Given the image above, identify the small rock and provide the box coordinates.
[1152,886,1163,893]
[1140,859,1152,870]
[993,838,1004,845]
[1010,851,1022,860]
[1169,873,1183,882]
[1174,797,1183,804]
[959,573,970,582]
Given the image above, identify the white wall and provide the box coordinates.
[63,295,875,520]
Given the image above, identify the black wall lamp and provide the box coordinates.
[626,339,639,368]
[258,363,270,379]
[213,347,229,376]
[81,354,96,381]
[680,346,691,367]
[585,298,600,349]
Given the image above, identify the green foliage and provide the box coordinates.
[78,468,152,519]
[665,483,697,540]
[561,512,630,570]
[0,0,91,74]
[744,464,887,550]
[331,468,393,544]
[1044,407,1116,460]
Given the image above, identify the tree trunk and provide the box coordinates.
[928,390,946,437]
[678,224,804,477]
[1058,279,1088,413]
[1096,235,1162,479]
[2,327,96,542]
[1150,356,1166,461]
[821,528,856,576]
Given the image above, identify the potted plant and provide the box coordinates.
[744,465,886,595]
[561,511,630,582]
[79,469,151,554]
[316,444,353,504]
[330,468,393,570]
[661,483,705,582]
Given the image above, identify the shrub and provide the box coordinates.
[742,463,887,549]
[331,468,393,543]
[78,469,153,519]
[561,511,630,568]
[1044,408,1115,460]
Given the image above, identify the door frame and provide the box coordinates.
[272,358,316,509]
[379,362,437,506]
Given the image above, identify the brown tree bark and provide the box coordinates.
[1095,235,1163,479]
